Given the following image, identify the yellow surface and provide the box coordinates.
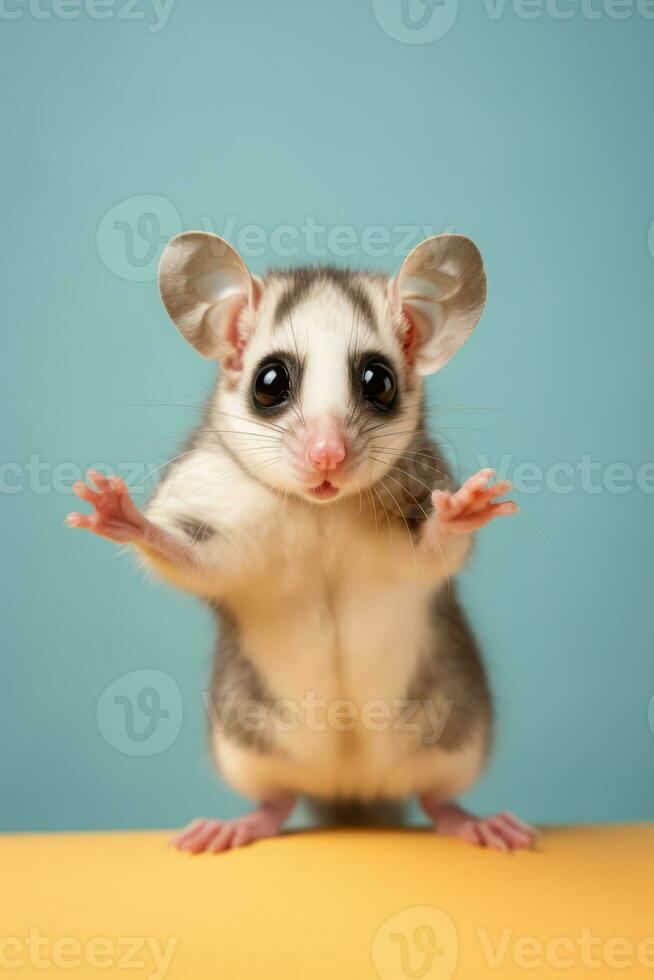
[1,826,651,979]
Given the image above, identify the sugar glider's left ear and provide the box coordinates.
[158,231,262,372]
[390,234,487,375]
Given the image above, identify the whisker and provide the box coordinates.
[233,445,287,458]
[514,509,552,546]
[377,476,417,568]
[370,424,513,440]
[370,446,453,483]
[132,439,283,493]
[179,455,284,514]
[156,429,280,445]
[210,407,291,436]
[376,470,429,521]
[368,456,436,498]
[232,458,285,517]
[375,466,452,591]
[365,485,379,537]
[421,404,525,417]
[371,483,393,542]
[132,449,198,489]
[105,400,291,437]
[98,401,207,411]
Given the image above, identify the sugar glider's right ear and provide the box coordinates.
[158,232,262,371]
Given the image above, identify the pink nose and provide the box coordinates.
[307,429,347,473]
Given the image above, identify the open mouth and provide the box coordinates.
[308,480,340,501]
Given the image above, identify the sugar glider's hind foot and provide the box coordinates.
[171,793,296,854]
[421,799,538,852]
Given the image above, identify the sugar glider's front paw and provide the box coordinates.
[67,471,148,544]
[433,468,517,534]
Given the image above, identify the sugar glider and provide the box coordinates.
[68,231,536,852]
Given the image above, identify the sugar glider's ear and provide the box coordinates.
[158,232,262,372]
[390,234,487,375]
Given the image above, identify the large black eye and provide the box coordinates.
[253,361,291,410]
[361,361,397,410]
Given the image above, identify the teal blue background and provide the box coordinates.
[2,0,653,832]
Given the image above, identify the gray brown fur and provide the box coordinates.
[208,605,280,755]
[407,587,492,754]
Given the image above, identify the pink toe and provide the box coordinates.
[173,819,208,850]
[500,811,536,835]
[492,501,519,516]
[208,826,233,853]
[230,826,253,849]
[477,823,509,852]
[458,822,482,847]
[188,822,225,854]
[87,469,111,491]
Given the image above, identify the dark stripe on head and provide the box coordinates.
[272,267,378,332]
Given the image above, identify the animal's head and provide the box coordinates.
[158,231,486,504]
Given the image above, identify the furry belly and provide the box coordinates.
[213,729,486,802]
[209,580,490,804]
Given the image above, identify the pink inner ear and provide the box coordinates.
[400,304,419,365]
[222,295,249,373]
[389,278,418,367]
